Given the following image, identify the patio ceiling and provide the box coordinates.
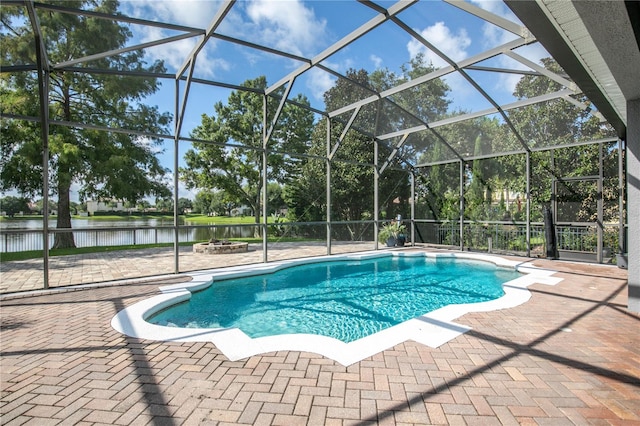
[2,0,628,166]
[505,0,640,141]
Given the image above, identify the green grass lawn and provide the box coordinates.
[1,214,279,223]
[0,214,47,221]
[183,215,282,224]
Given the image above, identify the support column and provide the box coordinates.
[627,99,640,312]
[262,95,268,263]
[459,160,464,251]
[410,171,416,247]
[374,139,380,249]
[35,39,50,289]
[597,143,604,264]
[526,151,531,257]
[173,80,180,274]
[326,118,332,255]
[618,139,626,261]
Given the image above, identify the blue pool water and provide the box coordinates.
[148,256,520,343]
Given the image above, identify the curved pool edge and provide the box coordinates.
[111,251,563,366]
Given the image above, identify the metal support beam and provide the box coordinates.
[26,1,51,69]
[32,17,50,289]
[444,0,530,38]
[173,80,180,274]
[262,95,269,263]
[265,78,295,146]
[326,118,332,255]
[374,137,380,249]
[410,171,416,247]
[33,1,205,34]
[329,106,362,160]
[266,0,416,95]
[329,38,528,118]
[503,51,577,91]
[597,143,604,263]
[618,139,626,259]
[177,0,235,79]
[459,160,465,251]
[526,151,531,257]
[175,60,196,139]
[379,133,409,175]
[174,1,235,139]
[54,33,200,69]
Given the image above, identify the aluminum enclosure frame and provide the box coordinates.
[0,0,632,309]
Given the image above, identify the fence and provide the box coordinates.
[1,221,622,263]
[414,220,621,260]
[0,224,259,253]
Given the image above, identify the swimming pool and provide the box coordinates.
[112,251,562,365]
[147,256,519,343]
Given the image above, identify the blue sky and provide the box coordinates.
[125,0,546,112]
[1,0,554,202]
[111,0,551,200]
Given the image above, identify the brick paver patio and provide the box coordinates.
[0,242,375,294]
[1,250,639,425]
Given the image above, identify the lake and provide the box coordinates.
[0,218,257,252]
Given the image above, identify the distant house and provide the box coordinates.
[231,206,253,217]
[86,200,125,215]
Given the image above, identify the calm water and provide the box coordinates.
[148,256,520,343]
[0,217,179,229]
[0,218,255,252]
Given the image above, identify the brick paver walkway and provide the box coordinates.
[0,241,375,294]
[1,254,639,425]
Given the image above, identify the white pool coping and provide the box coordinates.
[111,251,562,366]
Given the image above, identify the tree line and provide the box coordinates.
[1,1,618,248]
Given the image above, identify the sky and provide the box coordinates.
[110,0,551,201]
[4,0,553,203]
[124,0,545,113]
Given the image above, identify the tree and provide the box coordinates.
[177,197,193,215]
[181,76,314,229]
[466,132,497,220]
[267,182,285,216]
[136,200,151,213]
[499,57,616,221]
[155,197,173,213]
[1,0,172,248]
[193,190,215,215]
[0,196,31,217]
[285,69,380,227]
[284,63,451,238]
[33,198,57,215]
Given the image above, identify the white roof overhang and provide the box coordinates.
[506,0,640,140]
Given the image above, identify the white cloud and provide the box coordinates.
[125,0,219,28]
[407,22,471,68]
[124,1,230,78]
[243,0,327,57]
[404,21,471,101]
[306,67,335,101]
[140,26,232,78]
[370,54,383,69]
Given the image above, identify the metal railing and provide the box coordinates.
[0,224,260,253]
[413,220,621,260]
[1,220,623,263]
